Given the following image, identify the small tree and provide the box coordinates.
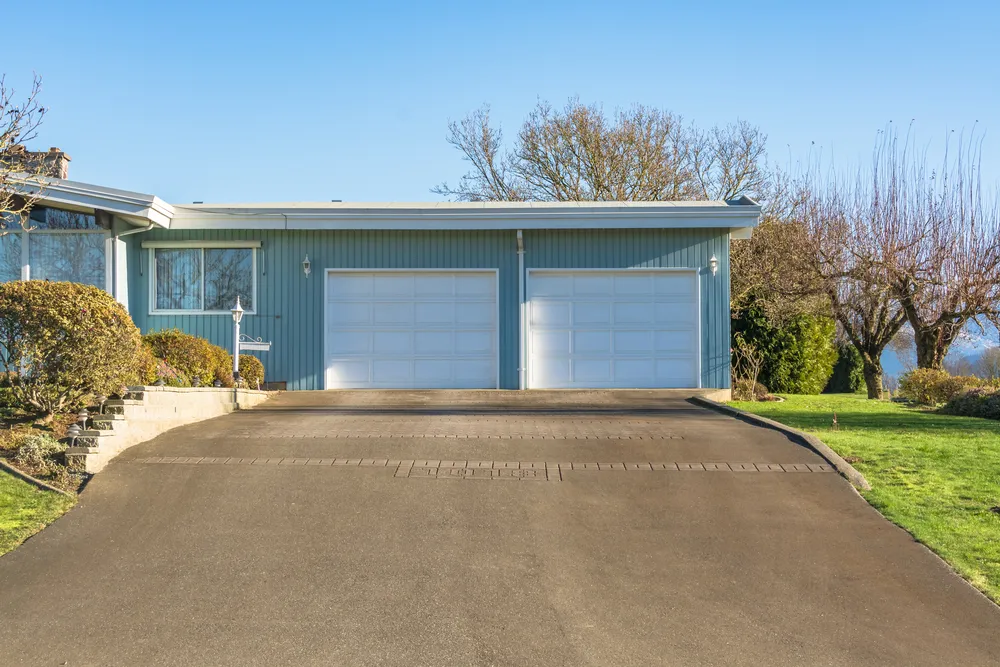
[0,74,48,229]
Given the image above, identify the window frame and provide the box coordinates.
[147,241,259,316]
[1,221,111,290]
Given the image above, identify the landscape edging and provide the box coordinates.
[689,396,872,491]
[0,459,75,498]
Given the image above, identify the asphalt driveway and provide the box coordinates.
[1,391,998,666]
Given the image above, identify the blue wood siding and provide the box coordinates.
[127,227,731,390]
[522,229,730,390]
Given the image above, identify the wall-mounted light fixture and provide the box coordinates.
[302,254,311,277]
[709,255,719,276]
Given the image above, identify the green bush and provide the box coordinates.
[941,388,1000,420]
[825,343,865,393]
[732,303,838,394]
[732,379,771,402]
[238,354,265,389]
[13,433,66,476]
[211,346,234,387]
[143,329,218,385]
[0,281,145,414]
[897,369,995,405]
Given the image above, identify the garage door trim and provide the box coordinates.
[323,268,501,390]
[525,267,701,389]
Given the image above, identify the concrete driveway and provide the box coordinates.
[1,391,998,666]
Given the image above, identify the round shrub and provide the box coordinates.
[0,281,145,415]
[732,379,771,402]
[143,329,218,386]
[898,369,983,405]
[238,354,265,389]
[211,346,234,387]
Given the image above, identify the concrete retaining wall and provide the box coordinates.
[67,387,274,473]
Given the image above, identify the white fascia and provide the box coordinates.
[167,202,762,231]
[10,175,174,228]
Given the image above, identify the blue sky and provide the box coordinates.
[4,0,997,204]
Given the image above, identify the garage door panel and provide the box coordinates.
[614,330,653,354]
[373,331,412,355]
[615,274,653,295]
[455,330,494,355]
[372,360,412,384]
[326,271,497,389]
[414,331,453,354]
[656,358,697,382]
[614,302,653,324]
[532,359,570,386]
[329,302,371,326]
[329,331,371,354]
[372,302,413,325]
[456,302,494,325]
[415,301,456,325]
[531,274,573,297]
[327,359,370,384]
[574,330,611,353]
[573,301,611,325]
[575,359,612,382]
[373,274,412,296]
[531,301,570,326]
[532,330,570,355]
[655,329,696,352]
[574,275,614,295]
[329,275,373,297]
[528,270,698,389]
[654,272,696,295]
[414,275,455,296]
[455,274,495,296]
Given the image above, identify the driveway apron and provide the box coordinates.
[1,391,997,667]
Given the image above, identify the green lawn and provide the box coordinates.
[0,470,75,556]
[731,394,1000,603]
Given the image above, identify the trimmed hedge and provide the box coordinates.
[941,388,1000,420]
[732,303,838,394]
[0,281,145,414]
[238,354,264,389]
[897,368,998,405]
[143,329,219,386]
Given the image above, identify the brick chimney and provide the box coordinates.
[1,145,71,179]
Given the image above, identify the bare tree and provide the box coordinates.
[0,75,48,231]
[433,98,785,206]
[975,347,1000,379]
[885,131,1000,369]
[794,155,910,399]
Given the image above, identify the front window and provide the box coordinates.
[0,206,108,288]
[151,245,256,313]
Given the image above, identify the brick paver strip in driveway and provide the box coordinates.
[1,389,998,667]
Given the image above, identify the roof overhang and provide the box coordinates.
[10,175,174,228]
[167,200,762,231]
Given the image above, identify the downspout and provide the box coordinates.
[517,230,525,390]
[112,222,154,304]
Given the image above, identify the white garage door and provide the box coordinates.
[325,271,498,389]
[527,270,699,389]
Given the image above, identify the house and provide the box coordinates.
[5,170,760,393]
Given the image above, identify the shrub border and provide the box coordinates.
[0,459,76,498]
[689,396,872,491]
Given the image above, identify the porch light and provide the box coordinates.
[231,296,244,383]
[709,255,719,276]
[302,254,311,277]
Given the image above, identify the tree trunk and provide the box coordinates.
[913,325,958,370]
[862,360,884,399]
